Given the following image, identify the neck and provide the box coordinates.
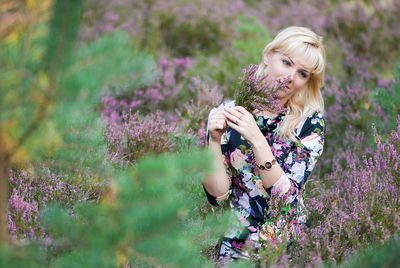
[256,110,278,117]
[279,96,289,106]
[254,98,288,117]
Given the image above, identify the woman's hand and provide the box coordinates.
[208,109,228,143]
[223,106,264,146]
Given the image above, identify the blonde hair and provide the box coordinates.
[255,26,326,142]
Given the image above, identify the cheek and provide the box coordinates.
[293,77,308,90]
[264,66,277,84]
[265,63,285,83]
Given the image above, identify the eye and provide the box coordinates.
[299,71,308,78]
[282,59,291,66]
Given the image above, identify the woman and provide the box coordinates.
[203,26,326,263]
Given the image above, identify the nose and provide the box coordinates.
[288,68,296,82]
[282,70,295,88]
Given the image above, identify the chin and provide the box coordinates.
[278,91,292,99]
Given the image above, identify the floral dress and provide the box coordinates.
[204,100,325,262]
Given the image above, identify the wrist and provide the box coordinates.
[209,137,221,144]
[249,133,267,148]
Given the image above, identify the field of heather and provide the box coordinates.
[1,0,400,267]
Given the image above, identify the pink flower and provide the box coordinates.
[230,149,248,170]
[235,1,245,10]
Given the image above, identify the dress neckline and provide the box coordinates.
[253,112,285,119]
[254,114,277,119]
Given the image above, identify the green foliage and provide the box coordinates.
[2,150,232,267]
[44,0,84,73]
[232,15,272,65]
[3,0,400,266]
[0,11,155,166]
[0,243,46,268]
[158,13,226,57]
[59,31,156,102]
[189,15,271,98]
[171,133,199,153]
[329,236,400,268]
[372,62,400,134]
[25,30,155,175]
[0,0,84,145]
[1,1,157,170]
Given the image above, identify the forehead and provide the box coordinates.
[278,52,313,72]
[275,42,324,74]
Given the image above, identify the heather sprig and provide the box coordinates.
[235,64,288,114]
[286,116,400,266]
[8,168,101,240]
[100,56,193,119]
[104,110,176,166]
[178,77,223,148]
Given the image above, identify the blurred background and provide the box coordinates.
[1,0,400,267]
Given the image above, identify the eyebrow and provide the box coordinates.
[286,55,311,74]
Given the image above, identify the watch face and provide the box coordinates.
[265,162,272,169]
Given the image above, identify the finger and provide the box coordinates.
[217,119,228,129]
[212,114,227,121]
[212,110,227,118]
[224,107,243,119]
[233,106,252,117]
[229,108,250,122]
[215,119,225,127]
[226,119,242,133]
[212,118,226,129]
[223,110,239,124]
[223,107,243,122]
[209,122,222,130]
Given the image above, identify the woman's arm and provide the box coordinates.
[223,106,284,188]
[223,106,324,196]
[264,113,325,196]
[202,139,231,198]
[249,137,284,188]
[202,104,233,203]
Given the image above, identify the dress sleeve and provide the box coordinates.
[203,100,235,206]
[271,112,325,196]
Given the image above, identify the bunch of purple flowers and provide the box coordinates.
[235,64,289,115]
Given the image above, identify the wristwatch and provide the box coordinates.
[257,159,277,170]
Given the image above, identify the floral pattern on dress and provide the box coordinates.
[204,100,325,262]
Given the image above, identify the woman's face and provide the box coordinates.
[263,51,312,103]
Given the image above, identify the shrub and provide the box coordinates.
[372,63,400,135]
[80,0,247,56]
[335,236,400,268]
[101,56,193,118]
[103,111,176,166]
[320,48,393,175]
[8,168,101,240]
[290,116,400,266]
[177,77,223,148]
[2,150,232,267]
[326,1,400,70]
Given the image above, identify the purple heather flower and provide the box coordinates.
[235,64,289,115]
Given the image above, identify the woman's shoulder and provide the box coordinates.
[307,111,325,124]
[296,111,325,139]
